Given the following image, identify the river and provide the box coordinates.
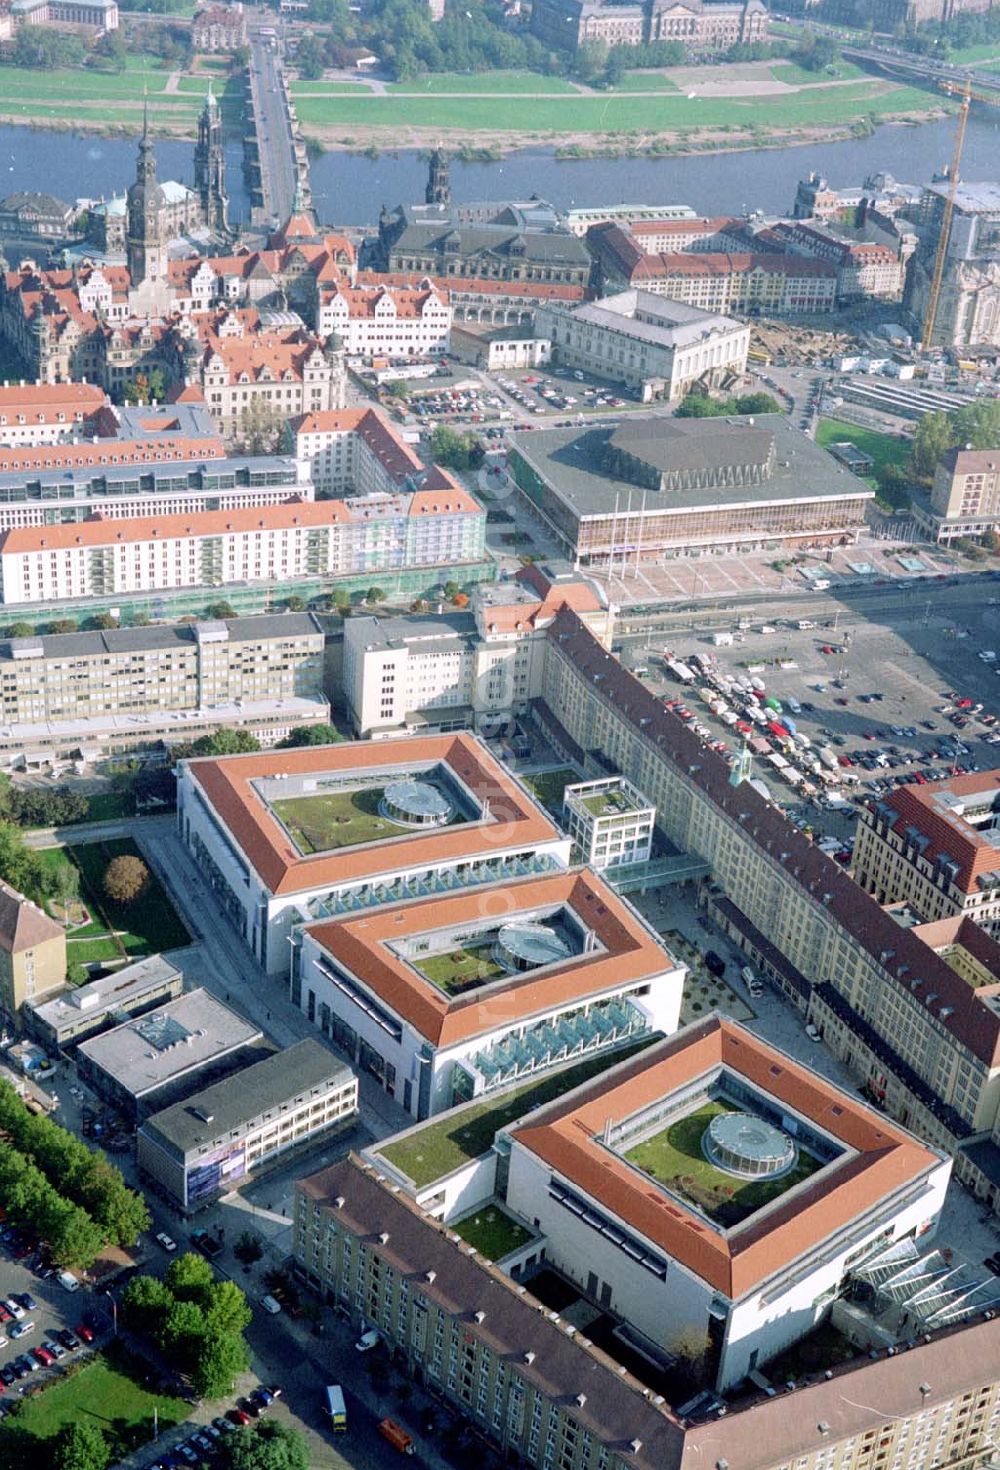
[0,110,997,230]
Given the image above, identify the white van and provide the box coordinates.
[260,1295,283,1315]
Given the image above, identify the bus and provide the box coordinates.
[325,1385,347,1432]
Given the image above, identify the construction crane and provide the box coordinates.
[920,78,971,351]
[921,77,1000,349]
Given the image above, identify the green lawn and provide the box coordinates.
[607,72,680,92]
[0,1343,188,1462]
[815,417,911,489]
[945,41,1000,63]
[386,70,581,94]
[83,790,132,824]
[521,767,580,816]
[291,78,941,135]
[37,837,188,983]
[452,1203,534,1260]
[272,786,413,854]
[379,1034,657,1188]
[625,1101,823,1227]
[768,59,866,84]
[414,942,507,994]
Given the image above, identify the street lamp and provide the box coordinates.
[104,1290,117,1337]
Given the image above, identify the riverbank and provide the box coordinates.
[288,62,951,159]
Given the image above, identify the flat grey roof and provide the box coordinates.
[26,953,182,1032]
[0,452,300,495]
[925,180,1000,214]
[348,612,476,652]
[510,412,874,520]
[140,1039,354,1158]
[554,290,746,349]
[1,612,322,665]
[77,988,263,1098]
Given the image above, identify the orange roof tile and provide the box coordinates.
[0,383,106,414]
[0,436,224,473]
[306,867,674,1047]
[512,1015,942,1298]
[0,499,347,554]
[879,770,1000,896]
[184,733,562,898]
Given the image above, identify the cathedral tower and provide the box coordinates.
[126,104,168,285]
[194,84,229,236]
[426,147,450,209]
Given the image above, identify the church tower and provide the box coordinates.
[127,105,168,285]
[426,146,450,209]
[194,84,229,236]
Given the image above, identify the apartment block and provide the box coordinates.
[0,612,328,759]
[853,770,1000,931]
[342,564,613,739]
[0,879,66,1029]
[137,1039,357,1211]
[914,447,1000,544]
[0,482,484,607]
[293,1153,1000,1470]
[288,407,424,497]
[0,383,110,446]
[536,610,1000,1186]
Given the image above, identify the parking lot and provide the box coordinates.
[0,1238,104,1413]
[623,586,1000,852]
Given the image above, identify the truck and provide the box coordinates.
[712,632,734,647]
[378,1419,415,1455]
[190,1228,223,1260]
[664,658,695,684]
[324,1385,347,1432]
[817,746,840,772]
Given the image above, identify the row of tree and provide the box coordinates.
[675,390,781,418]
[123,1254,252,1398]
[0,1131,106,1270]
[0,1079,150,1248]
[908,399,1000,480]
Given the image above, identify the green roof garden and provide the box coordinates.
[376,1034,658,1189]
[451,1203,535,1261]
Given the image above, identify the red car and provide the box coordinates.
[75,1323,94,1344]
[228,1407,252,1427]
[820,644,835,655]
[32,1347,54,1368]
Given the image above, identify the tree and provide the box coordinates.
[103,853,149,904]
[192,1327,251,1398]
[237,398,284,456]
[161,1297,208,1372]
[428,424,474,470]
[295,31,326,78]
[167,1251,216,1304]
[910,409,956,479]
[205,1280,253,1339]
[45,618,78,635]
[0,821,47,901]
[223,1421,310,1470]
[85,613,118,632]
[52,1421,110,1470]
[284,595,305,612]
[190,727,260,757]
[276,725,342,748]
[205,602,237,620]
[233,1230,264,1265]
[5,621,34,638]
[366,586,386,605]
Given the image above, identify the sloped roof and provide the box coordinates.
[183,732,562,898]
[0,878,64,954]
[305,867,674,1047]
[511,1015,942,1299]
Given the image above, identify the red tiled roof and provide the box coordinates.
[631,252,838,281]
[356,270,586,302]
[305,867,674,1047]
[184,732,562,897]
[513,1015,942,1298]
[878,771,1000,896]
[0,436,224,473]
[0,382,106,416]
[0,499,349,554]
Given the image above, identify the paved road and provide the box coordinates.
[248,32,297,227]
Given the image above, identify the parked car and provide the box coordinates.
[75,1323,94,1344]
[155,1233,177,1253]
[10,1321,35,1340]
[355,1329,383,1353]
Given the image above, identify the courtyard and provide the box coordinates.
[412,941,507,995]
[624,1099,823,1227]
[272,780,468,855]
